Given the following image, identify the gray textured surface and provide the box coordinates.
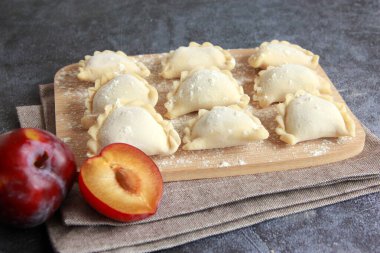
[0,0,379,252]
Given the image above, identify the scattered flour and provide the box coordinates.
[218,161,231,168]
[202,160,211,167]
[238,159,247,165]
[337,136,353,144]
[306,140,332,157]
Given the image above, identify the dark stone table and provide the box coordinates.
[0,0,379,252]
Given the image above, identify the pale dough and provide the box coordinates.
[183,105,269,150]
[248,40,319,69]
[81,74,158,129]
[87,100,180,156]
[275,91,356,145]
[164,67,250,119]
[254,64,331,107]
[161,42,235,79]
[77,50,150,83]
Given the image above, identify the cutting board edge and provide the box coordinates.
[161,129,366,182]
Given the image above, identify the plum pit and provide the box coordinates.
[113,166,141,194]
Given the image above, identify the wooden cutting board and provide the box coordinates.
[54,48,366,182]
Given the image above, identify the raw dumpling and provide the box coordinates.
[183,105,269,150]
[81,74,158,128]
[275,91,356,145]
[161,42,235,79]
[254,64,331,107]
[248,40,319,69]
[164,68,250,119]
[87,100,181,156]
[77,50,150,83]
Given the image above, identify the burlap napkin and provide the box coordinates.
[17,84,380,253]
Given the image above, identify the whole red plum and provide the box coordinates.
[0,128,76,227]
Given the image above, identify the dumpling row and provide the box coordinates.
[161,43,269,150]
[161,42,248,120]
[77,50,181,156]
[78,50,158,128]
[248,40,355,144]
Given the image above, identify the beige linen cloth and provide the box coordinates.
[16,84,380,253]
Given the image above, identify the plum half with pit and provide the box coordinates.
[79,143,163,222]
[0,128,77,227]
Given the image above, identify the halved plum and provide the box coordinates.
[78,143,163,222]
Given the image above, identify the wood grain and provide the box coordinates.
[54,48,366,182]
